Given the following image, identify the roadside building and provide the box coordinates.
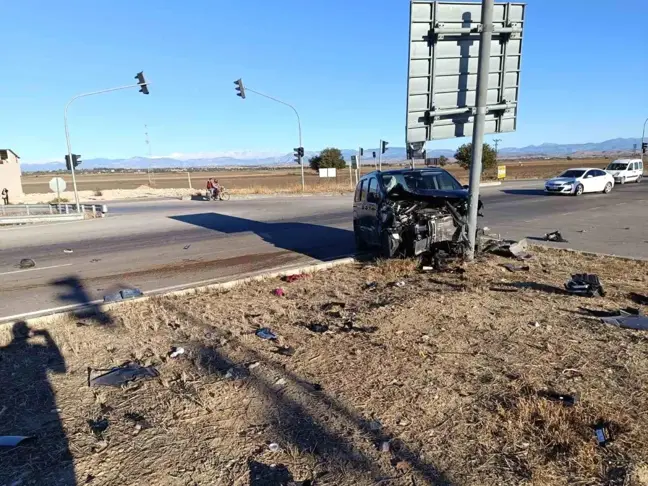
[0,149,23,203]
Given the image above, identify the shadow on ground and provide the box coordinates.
[500,189,548,196]
[50,276,113,325]
[170,212,354,262]
[162,300,453,485]
[0,322,76,485]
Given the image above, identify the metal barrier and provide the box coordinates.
[0,203,108,218]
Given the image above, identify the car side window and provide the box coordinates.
[584,171,594,178]
[355,180,365,202]
[594,170,605,177]
[630,163,637,171]
[367,177,380,203]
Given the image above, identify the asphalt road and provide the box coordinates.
[1,180,647,321]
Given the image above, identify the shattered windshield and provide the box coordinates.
[382,171,462,193]
[558,170,586,178]
[606,163,627,170]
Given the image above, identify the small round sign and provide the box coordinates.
[49,177,67,193]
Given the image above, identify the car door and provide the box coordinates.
[581,170,598,192]
[593,169,608,191]
[365,176,381,245]
[630,162,639,181]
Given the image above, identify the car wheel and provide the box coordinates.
[620,177,626,185]
[354,223,368,252]
[637,175,643,183]
[603,182,612,194]
[574,184,584,196]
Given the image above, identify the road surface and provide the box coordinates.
[1,181,647,321]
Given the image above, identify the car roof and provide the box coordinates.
[609,159,641,163]
[562,168,602,171]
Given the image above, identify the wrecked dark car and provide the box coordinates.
[353,168,482,258]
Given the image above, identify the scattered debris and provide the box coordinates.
[273,288,285,297]
[124,412,150,431]
[275,378,287,387]
[224,366,250,380]
[168,346,185,359]
[268,442,280,453]
[273,345,295,357]
[283,274,308,283]
[380,441,391,453]
[63,248,73,254]
[565,274,605,297]
[369,420,382,432]
[307,323,329,333]
[90,258,101,263]
[593,421,613,447]
[104,288,144,302]
[545,230,568,243]
[579,307,642,318]
[87,418,109,438]
[248,361,260,370]
[529,321,540,328]
[0,436,33,447]
[183,245,191,250]
[501,263,530,273]
[393,281,406,288]
[255,328,278,340]
[601,315,648,331]
[421,266,434,272]
[629,292,648,306]
[89,362,159,387]
[19,259,35,269]
[538,390,578,407]
[365,282,378,290]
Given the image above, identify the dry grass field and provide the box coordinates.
[3,247,648,485]
[21,158,611,195]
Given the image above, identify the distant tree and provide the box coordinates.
[566,156,573,161]
[454,143,497,171]
[438,155,449,167]
[308,147,347,171]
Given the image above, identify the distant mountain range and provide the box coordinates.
[21,138,642,172]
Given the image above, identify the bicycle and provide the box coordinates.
[210,187,230,201]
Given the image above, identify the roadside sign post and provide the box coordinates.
[49,177,66,202]
[378,141,382,171]
[497,165,506,179]
[405,1,525,260]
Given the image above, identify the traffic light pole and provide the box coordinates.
[64,81,150,212]
[378,140,382,171]
[465,0,494,261]
[641,117,648,166]
[243,87,304,192]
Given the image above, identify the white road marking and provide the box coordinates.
[0,263,73,276]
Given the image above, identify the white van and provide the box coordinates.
[605,159,644,184]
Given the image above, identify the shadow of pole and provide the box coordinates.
[50,276,114,326]
[161,300,453,485]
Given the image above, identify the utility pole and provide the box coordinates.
[234,79,304,191]
[493,138,502,158]
[465,0,494,261]
[642,117,648,166]
[64,73,150,212]
[378,140,383,171]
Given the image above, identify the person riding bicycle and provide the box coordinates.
[212,179,222,199]
[206,178,216,199]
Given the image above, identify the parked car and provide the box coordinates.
[545,168,614,196]
[605,159,643,184]
[353,168,481,258]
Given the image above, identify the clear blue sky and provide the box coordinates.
[2,0,647,163]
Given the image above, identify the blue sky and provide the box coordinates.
[2,0,647,163]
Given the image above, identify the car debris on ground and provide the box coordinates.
[538,390,578,407]
[19,258,35,269]
[600,315,648,331]
[283,274,309,283]
[307,323,329,333]
[565,274,605,297]
[501,263,530,273]
[273,288,285,297]
[545,230,568,243]
[88,362,159,387]
[0,436,33,447]
[168,346,185,358]
[104,288,144,303]
[87,418,109,437]
[255,328,277,340]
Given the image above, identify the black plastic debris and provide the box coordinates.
[601,315,648,331]
[224,366,250,380]
[255,328,277,340]
[19,258,35,269]
[89,362,159,387]
[307,323,329,333]
[565,274,605,297]
[103,288,144,303]
[183,245,191,250]
[538,390,579,407]
[629,292,648,306]
[273,345,295,356]
[579,307,642,318]
[545,230,568,243]
[501,263,530,273]
[87,418,109,438]
[593,420,613,447]
[0,436,33,447]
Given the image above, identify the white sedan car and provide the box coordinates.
[545,168,615,196]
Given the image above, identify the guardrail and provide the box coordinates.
[0,203,108,218]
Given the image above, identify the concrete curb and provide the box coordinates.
[2,257,357,326]
[479,181,502,188]
[0,213,85,225]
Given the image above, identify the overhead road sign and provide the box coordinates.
[406,1,525,151]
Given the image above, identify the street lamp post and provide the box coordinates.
[234,81,304,192]
[64,75,150,212]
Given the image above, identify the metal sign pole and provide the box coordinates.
[642,117,648,166]
[378,140,382,171]
[466,0,494,261]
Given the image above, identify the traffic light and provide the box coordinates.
[381,141,389,154]
[294,147,304,164]
[234,79,246,99]
[359,148,364,156]
[135,72,149,95]
[643,142,648,154]
[65,154,81,171]
[372,151,376,158]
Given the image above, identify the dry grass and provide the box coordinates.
[229,181,354,196]
[2,248,648,485]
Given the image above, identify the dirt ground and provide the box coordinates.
[2,247,648,486]
[20,158,611,195]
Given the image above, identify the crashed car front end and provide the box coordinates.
[379,186,480,258]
